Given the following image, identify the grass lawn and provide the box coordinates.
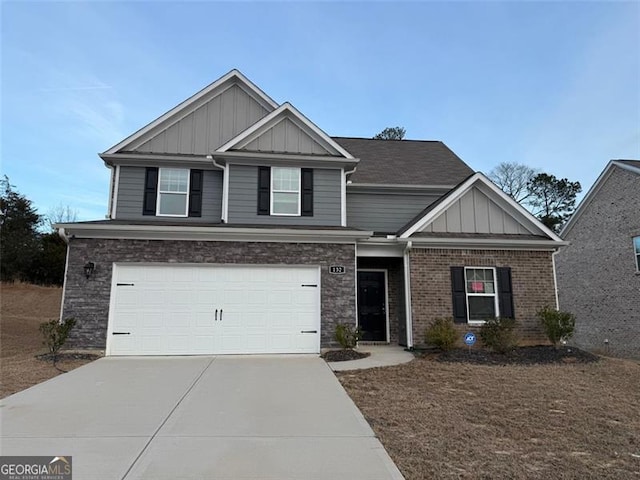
[337,354,640,480]
[1,283,98,398]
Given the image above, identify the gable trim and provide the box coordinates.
[561,160,640,237]
[217,103,355,159]
[399,172,564,242]
[104,69,278,155]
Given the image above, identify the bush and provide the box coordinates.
[425,317,458,350]
[335,323,361,349]
[538,306,575,347]
[39,318,76,363]
[479,317,519,354]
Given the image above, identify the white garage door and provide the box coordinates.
[108,264,320,356]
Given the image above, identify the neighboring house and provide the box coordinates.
[56,69,566,356]
[556,160,640,359]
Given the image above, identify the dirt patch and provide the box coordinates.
[321,349,371,362]
[1,283,99,398]
[337,356,640,479]
[431,345,599,366]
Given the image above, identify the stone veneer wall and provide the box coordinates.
[62,238,356,350]
[409,248,556,346]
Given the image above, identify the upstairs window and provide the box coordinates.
[634,236,640,272]
[465,267,499,322]
[157,168,189,216]
[271,167,300,215]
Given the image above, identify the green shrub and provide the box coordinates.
[425,317,458,350]
[479,317,518,354]
[335,323,361,349]
[39,317,76,363]
[538,306,575,347]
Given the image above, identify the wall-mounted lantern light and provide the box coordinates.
[83,262,96,279]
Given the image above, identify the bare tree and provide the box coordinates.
[488,162,538,203]
[46,203,78,231]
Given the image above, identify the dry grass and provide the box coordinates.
[1,282,97,398]
[338,356,640,480]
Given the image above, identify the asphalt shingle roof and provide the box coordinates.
[332,137,474,186]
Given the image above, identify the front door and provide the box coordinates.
[357,271,387,342]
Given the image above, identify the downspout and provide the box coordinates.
[106,165,114,219]
[403,240,413,348]
[552,250,560,310]
[58,228,70,323]
[208,155,228,223]
[111,165,120,219]
[342,166,357,228]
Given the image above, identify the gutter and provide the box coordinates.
[403,240,413,348]
[208,155,228,222]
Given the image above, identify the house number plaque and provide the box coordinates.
[329,265,346,275]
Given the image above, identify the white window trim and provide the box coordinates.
[156,167,190,218]
[464,266,500,324]
[634,236,640,272]
[270,167,301,216]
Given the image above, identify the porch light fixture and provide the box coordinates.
[83,262,95,279]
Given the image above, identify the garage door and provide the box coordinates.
[108,264,320,356]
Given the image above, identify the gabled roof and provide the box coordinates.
[333,137,473,186]
[218,103,355,159]
[398,172,564,242]
[561,159,640,236]
[104,69,278,155]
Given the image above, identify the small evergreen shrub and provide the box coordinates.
[39,317,76,363]
[425,317,458,350]
[538,306,575,347]
[479,317,518,354]
[335,323,361,349]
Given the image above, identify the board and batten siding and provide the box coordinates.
[240,118,332,155]
[227,165,342,226]
[133,84,269,155]
[346,192,441,233]
[422,187,532,234]
[115,166,223,222]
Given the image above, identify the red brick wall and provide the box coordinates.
[409,248,556,346]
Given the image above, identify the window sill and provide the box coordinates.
[467,321,487,326]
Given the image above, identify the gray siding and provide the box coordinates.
[556,166,640,359]
[241,118,332,155]
[227,165,341,226]
[347,192,441,233]
[133,84,269,155]
[423,187,532,235]
[115,166,223,222]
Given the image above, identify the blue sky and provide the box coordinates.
[2,1,638,221]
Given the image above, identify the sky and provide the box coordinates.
[2,1,639,222]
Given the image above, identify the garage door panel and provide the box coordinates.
[110,265,320,356]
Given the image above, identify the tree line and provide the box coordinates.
[1,176,74,285]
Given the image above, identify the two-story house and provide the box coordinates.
[57,70,566,355]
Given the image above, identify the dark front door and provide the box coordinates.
[357,271,387,341]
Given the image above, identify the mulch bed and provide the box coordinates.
[321,349,371,362]
[36,352,102,362]
[425,345,599,365]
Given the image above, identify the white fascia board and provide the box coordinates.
[397,236,568,250]
[356,242,404,257]
[101,153,221,169]
[347,183,456,191]
[104,69,278,155]
[213,151,358,168]
[400,172,564,242]
[60,223,372,244]
[560,161,638,237]
[217,103,355,159]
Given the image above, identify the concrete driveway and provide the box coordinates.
[0,356,403,479]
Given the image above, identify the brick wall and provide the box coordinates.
[556,166,640,359]
[62,238,356,350]
[409,248,556,346]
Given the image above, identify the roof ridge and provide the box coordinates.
[331,136,444,143]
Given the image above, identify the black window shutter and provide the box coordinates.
[257,167,270,215]
[143,167,158,216]
[497,267,515,319]
[301,168,313,216]
[188,169,203,217]
[451,266,467,324]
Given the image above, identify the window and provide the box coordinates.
[157,168,189,216]
[634,236,640,272]
[465,267,499,322]
[271,167,300,215]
